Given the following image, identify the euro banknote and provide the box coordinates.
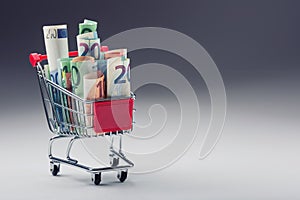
[43,24,69,74]
[71,56,97,98]
[79,19,97,34]
[106,57,130,97]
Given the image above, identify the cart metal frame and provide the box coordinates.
[30,52,135,185]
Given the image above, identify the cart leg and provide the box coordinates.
[109,133,123,154]
[48,135,66,159]
[114,135,130,183]
[119,134,123,155]
[109,133,134,168]
[66,136,79,164]
[109,134,119,167]
[48,136,65,176]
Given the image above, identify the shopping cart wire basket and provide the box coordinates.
[29,51,136,185]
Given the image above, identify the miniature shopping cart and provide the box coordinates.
[29,51,136,185]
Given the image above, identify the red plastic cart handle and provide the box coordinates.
[29,51,78,67]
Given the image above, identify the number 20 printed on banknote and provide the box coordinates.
[106,57,130,97]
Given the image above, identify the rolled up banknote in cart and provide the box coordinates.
[104,49,127,60]
[43,24,69,129]
[43,24,69,75]
[71,56,98,133]
[77,32,100,58]
[58,58,74,131]
[83,71,105,128]
[71,56,97,98]
[77,37,101,59]
[79,19,97,34]
[106,57,131,97]
[84,71,105,101]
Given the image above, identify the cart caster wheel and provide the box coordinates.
[110,157,119,167]
[117,170,128,183]
[50,162,60,176]
[92,173,101,185]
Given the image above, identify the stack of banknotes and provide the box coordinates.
[42,19,131,132]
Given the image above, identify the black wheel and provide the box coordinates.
[50,164,60,176]
[92,173,101,185]
[111,157,119,167]
[117,170,128,183]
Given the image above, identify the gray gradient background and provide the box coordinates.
[0,0,300,199]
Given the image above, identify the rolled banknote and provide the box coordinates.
[43,65,64,129]
[50,70,59,85]
[83,71,105,100]
[58,58,73,130]
[101,48,127,88]
[58,58,72,91]
[99,46,109,61]
[106,57,131,97]
[43,24,69,73]
[77,38,101,59]
[77,31,98,40]
[57,57,71,87]
[76,31,98,56]
[71,56,97,98]
[79,19,97,34]
[48,69,65,127]
[104,49,127,60]
[83,71,105,128]
[71,56,97,134]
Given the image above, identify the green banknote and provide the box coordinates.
[79,19,97,34]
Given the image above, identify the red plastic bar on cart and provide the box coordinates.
[29,51,78,67]
[94,98,134,133]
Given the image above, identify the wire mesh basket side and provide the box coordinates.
[36,63,95,137]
